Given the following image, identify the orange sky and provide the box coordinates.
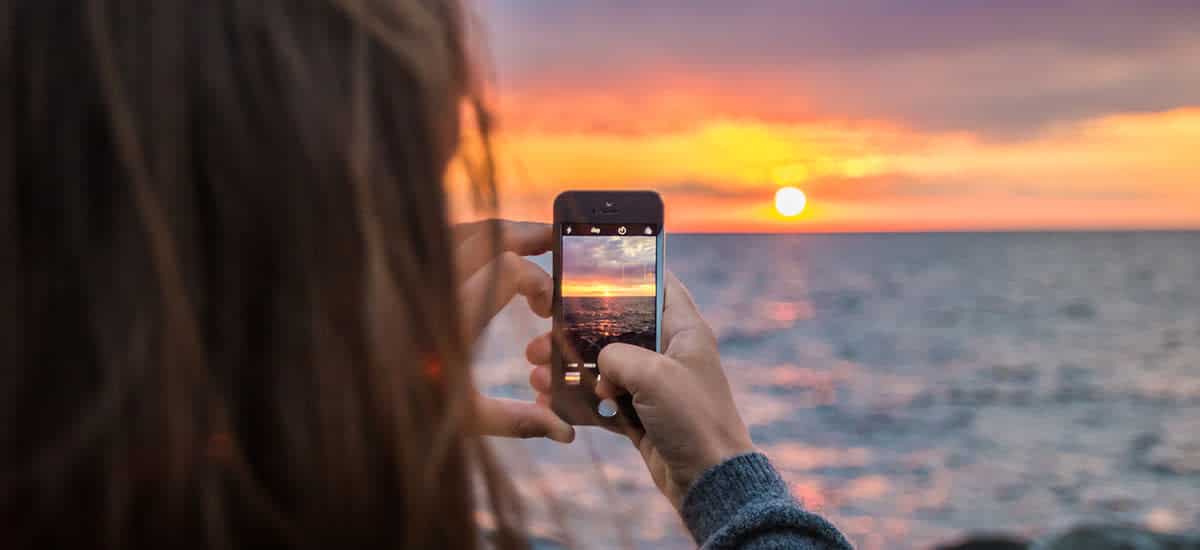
[561,279,656,298]
[447,3,1200,233]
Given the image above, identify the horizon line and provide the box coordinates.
[663,227,1200,236]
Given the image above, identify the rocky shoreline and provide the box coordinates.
[937,525,1200,550]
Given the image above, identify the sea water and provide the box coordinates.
[475,232,1200,549]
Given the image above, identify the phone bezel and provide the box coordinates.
[552,190,665,426]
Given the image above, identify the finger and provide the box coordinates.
[660,272,719,363]
[450,219,493,244]
[532,370,629,439]
[529,365,551,394]
[595,375,621,401]
[596,343,668,400]
[617,416,647,445]
[525,332,552,365]
[586,412,642,440]
[454,221,552,283]
[460,252,552,339]
[451,219,548,248]
[475,396,574,443]
[661,271,708,345]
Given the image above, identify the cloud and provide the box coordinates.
[654,181,765,199]
[562,236,656,282]
[483,0,1200,136]
[804,174,1158,202]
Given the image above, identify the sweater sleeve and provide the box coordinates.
[681,452,853,550]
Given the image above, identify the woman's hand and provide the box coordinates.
[526,272,754,508]
[453,220,574,444]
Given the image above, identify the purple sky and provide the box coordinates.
[483,1,1200,136]
[563,236,656,286]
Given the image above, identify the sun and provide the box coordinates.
[775,186,807,217]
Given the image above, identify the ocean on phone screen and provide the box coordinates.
[563,296,656,360]
[474,231,1200,550]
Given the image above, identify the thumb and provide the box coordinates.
[475,396,575,443]
[661,271,712,350]
[596,343,668,400]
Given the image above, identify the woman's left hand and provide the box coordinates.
[453,219,574,443]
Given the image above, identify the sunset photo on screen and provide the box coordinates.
[561,236,657,364]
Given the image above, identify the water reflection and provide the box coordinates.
[475,232,1200,549]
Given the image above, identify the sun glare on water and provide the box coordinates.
[775,186,807,217]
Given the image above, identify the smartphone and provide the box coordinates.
[552,191,664,426]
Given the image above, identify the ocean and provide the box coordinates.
[562,296,656,363]
[475,232,1200,549]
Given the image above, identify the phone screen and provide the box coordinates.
[559,223,659,390]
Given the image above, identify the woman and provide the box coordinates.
[1,0,850,548]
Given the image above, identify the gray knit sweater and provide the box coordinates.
[682,453,853,549]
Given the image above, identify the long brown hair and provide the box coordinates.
[1,0,523,547]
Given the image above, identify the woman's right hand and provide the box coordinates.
[526,272,755,509]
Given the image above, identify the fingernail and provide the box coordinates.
[597,398,618,418]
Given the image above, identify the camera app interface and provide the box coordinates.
[560,224,658,387]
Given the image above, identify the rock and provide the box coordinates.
[1032,525,1200,550]
[938,526,1200,550]
[994,482,1030,502]
[1060,300,1097,321]
[1132,419,1200,477]
[1143,441,1200,476]
[935,535,1030,550]
[527,535,567,550]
